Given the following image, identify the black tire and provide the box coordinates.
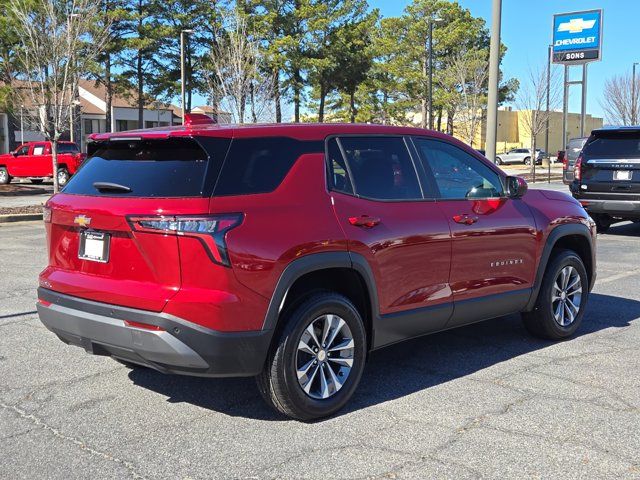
[495,157,503,165]
[0,167,10,184]
[523,249,589,340]
[592,214,611,233]
[524,156,531,165]
[30,178,44,184]
[257,292,367,421]
[57,167,70,187]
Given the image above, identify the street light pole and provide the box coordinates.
[546,44,551,183]
[633,62,639,125]
[427,17,442,131]
[485,0,502,163]
[180,29,194,124]
[20,105,24,145]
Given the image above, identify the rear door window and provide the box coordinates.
[583,133,640,158]
[63,137,230,197]
[213,137,323,196]
[58,143,79,154]
[337,136,422,200]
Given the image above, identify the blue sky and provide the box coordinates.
[373,0,639,119]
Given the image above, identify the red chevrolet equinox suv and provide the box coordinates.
[37,117,596,420]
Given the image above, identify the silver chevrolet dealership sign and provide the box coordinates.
[552,9,603,64]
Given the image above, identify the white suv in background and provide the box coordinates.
[495,148,544,165]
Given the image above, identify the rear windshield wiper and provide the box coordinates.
[92,181,132,193]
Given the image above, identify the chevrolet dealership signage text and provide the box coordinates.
[552,10,603,64]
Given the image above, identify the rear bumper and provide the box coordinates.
[573,197,640,218]
[37,288,272,377]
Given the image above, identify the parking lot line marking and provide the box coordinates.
[597,268,640,285]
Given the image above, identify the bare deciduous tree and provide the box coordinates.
[448,51,488,147]
[517,64,561,175]
[10,0,109,192]
[600,72,640,126]
[207,14,274,124]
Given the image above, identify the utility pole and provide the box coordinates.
[180,29,194,124]
[633,62,639,125]
[485,0,502,163]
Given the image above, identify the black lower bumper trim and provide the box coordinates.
[37,288,272,377]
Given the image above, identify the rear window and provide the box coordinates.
[583,132,640,158]
[58,143,79,154]
[63,137,230,197]
[213,137,323,196]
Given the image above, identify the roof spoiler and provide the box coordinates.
[183,113,216,127]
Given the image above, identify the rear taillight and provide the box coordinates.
[558,151,567,170]
[574,154,583,181]
[43,206,52,223]
[127,214,243,266]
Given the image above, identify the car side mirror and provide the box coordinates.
[10,151,17,157]
[506,176,528,199]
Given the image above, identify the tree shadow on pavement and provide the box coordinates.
[127,292,640,421]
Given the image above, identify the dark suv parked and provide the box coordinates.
[37,118,596,420]
[570,127,640,232]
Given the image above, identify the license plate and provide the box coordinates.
[78,231,110,263]
[613,170,632,181]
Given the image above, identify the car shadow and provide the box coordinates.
[127,292,640,421]
[605,221,640,237]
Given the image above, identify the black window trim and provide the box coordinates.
[409,136,508,201]
[324,134,429,203]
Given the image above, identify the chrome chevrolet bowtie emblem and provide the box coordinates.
[74,215,91,228]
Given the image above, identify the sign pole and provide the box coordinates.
[562,65,569,151]
[580,64,588,137]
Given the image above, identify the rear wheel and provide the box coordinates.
[0,167,11,184]
[523,249,589,340]
[57,168,70,187]
[495,157,503,165]
[257,292,366,421]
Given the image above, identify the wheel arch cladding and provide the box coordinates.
[261,252,379,351]
[525,223,595,311]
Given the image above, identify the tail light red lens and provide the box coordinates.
[574,154,583,182]
[124,320,164,331]
[127,214,243,266]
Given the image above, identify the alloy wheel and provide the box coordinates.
[0,170,7,183]
[296,314,355,400]
[551,266,582,327]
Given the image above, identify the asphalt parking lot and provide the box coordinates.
[1,219,639,479]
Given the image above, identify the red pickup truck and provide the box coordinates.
[0,141,85,186]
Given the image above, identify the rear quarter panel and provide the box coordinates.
[212,153,349,300]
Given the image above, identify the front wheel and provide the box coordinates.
[0,167,11,184]
[523,249,589,340]
[257,292,367,421]
[524,156,531,165]
[57,168,70,187]
[495,157,503,165]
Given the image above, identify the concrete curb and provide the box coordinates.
[0,213,43,223]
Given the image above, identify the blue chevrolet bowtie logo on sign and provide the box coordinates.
[552,9,602,64]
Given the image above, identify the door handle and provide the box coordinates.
[452,214,478,225]
[349,215,381,228]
